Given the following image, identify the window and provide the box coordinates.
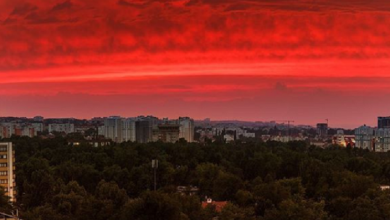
[0,163,6,167]
[0,179,7,184]
[0,147,7,152]
[0,171,7,176]
[0,155,7,159]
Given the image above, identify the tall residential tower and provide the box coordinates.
[0,142,15,202]
[179,117,195,142]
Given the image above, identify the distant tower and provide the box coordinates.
[104,116,123,143]
[136,120,150,143]
[179,117,195,142]
[355,125,374,150]
[378,117,390,129]
[316,123,328,139]
[122,118,136,142]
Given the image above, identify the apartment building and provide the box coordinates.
[0,142,15,202]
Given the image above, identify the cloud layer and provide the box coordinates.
[1,0,390,127]
[1,0,390,70]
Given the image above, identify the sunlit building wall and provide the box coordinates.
[0,142,15,202]
[179,117,195,142]
[104,116,123,143]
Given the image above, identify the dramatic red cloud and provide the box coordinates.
[1,0,390,128]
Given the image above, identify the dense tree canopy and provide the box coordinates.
[2,136,390,219]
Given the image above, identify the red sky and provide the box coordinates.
[1,0,390,128]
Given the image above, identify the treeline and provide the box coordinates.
[3,136,390,219]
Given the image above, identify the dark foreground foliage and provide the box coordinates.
[2,136,390,220]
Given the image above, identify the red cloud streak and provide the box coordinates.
[0,0,389,128]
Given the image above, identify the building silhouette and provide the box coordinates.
[378,117,390,129]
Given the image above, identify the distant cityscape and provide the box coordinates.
[0,115,389,152]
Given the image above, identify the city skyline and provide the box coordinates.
[1,0,390,128]
[1,113,389,129]
[1,114,389,129]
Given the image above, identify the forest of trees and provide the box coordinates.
[2,136,390,219]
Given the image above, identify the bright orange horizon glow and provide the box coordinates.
[1,0,390,128]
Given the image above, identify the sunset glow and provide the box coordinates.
[1,0,390,127]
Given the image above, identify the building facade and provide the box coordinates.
[156,124,180,143]
[103,116,123,143]
[179,117,195,142]
[122,118,136,142]
[378,117,390,129]
[316,123,328,139]
[0,123,37,138]
[136,120,151,143]
[332,134,355,147]
[0,142,15,202]
[374,128,390,152]
[355,125,374,150]
[48,123,75,134]
[98,116,195,143]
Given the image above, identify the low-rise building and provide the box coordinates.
[201,198,227,212]
[223,134,235,142]
[242,130,256,138]
[332,133,355,147]
[177,186,199,196]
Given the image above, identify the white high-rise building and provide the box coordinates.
[122,118,136,142]
[0,142,15,202]
[99,116,194,143]
[179,117,195,142]
[355,125,374,150]
[104,116,123,143]
[135,116,160,143]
